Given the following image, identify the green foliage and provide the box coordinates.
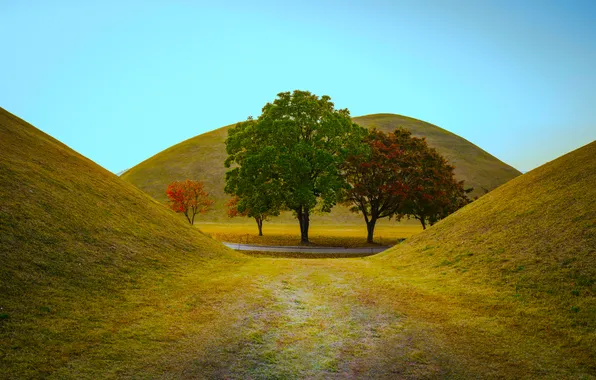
[122,113,520,223]
[224,90,367,242]
[224,118,284,233]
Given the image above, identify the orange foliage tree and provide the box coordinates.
[165,180,214,225]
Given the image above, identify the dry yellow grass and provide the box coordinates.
[0,107,245,377]
[372,139,596,376]
[2,106,594,378]
[199,222,422,247]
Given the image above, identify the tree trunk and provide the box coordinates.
[366,217,377,243]
[255,217,263,236]
[297,206,310,244]
[184,211,193,225]
[420,218,427,230]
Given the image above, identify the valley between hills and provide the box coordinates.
[1,106,595,378]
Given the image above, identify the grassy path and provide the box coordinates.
[151,259,450,379]
[37,256,593,378]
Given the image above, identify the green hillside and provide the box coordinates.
[372,140,596,375]
[0,107,244,377]
[121,113,521,223]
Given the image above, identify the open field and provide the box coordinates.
[2,107,594,378]
[199,222,422,247]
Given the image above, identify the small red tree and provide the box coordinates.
[226,196,248,218]
[165,180,214,225]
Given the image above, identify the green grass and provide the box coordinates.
[121,113,521,223]
[2,106,594,378]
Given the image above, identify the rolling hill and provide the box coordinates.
[372,139,596,375]
[0,107,244,377]
[1,105,593,377]
[121,113,521,223]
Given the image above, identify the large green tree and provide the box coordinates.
[224,118,284,236]
[225,90,365,243]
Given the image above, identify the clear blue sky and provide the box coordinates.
[2,0,595,173]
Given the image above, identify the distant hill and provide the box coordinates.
[121,113,521,223]
[376,140,596,371]
[353,114,521,197]
[0,107,241,377]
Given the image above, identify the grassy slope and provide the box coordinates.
[121,113,521,223]
[0,107,246,377]
[353,114,521,197]
[372,140,596,376]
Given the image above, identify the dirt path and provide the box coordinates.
[168,259,449,379]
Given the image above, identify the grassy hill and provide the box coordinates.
[371,140,596,375]
[121,113,521,223]
[0,107,245,377]
[354,114,521,197]
[1,105,593,377]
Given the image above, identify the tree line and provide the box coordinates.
[223,90,471,244]
[165,90,471,243]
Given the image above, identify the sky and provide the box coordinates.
[1,0,595,174]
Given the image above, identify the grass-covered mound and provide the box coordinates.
[373,140,596,376]
[0,107,245,377]
[121,113,521,223]
[354,114,521,198]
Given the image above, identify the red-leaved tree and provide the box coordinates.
[165,180,214,225]
[343,128,471,242]
[403,148,472,229]
[342,129,421,243]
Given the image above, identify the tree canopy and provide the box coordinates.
[343,128,471,240]
[165,179,214,225]
[224,90,366,243]
[402,143,472,229]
